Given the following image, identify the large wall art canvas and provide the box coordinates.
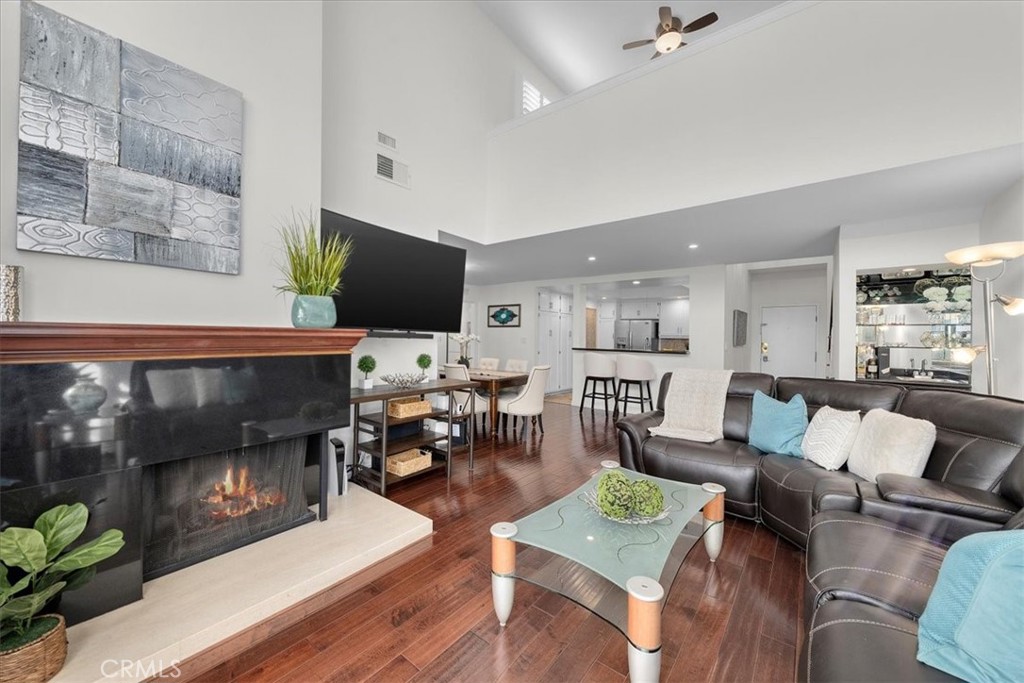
[16,2,243,274]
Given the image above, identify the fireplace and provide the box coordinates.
[143,437,315,579]
[0,323,364,624]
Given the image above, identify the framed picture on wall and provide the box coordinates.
[487,304,521,327]
[732,309,748,347]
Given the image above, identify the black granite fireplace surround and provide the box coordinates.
[0,323,363,625]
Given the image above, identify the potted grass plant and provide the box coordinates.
[0,503,125,683]
[275,210,355,328]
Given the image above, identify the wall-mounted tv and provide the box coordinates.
[320,209,466,333]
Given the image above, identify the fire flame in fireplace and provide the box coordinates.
[203,465,286,520]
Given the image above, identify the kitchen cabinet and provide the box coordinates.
[598,301,617,320]
[620,300,660,319]
[659,299,690,337]
[539,292,573,314]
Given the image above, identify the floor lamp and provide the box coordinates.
[945,241,1024,395]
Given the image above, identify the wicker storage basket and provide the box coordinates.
[0,614,67,683]
[386,449,433,476]
[387,397,432,419]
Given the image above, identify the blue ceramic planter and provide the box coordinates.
[291,295,337,328]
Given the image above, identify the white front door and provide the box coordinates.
[760,305,818,378]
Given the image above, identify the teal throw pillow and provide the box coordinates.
[747,390,807,457]
[917,530,1024,682]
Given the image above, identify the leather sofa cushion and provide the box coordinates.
[640,436,760,519]
[806,510,948,620]
[898,390,1024,492]
[800,600,962,683]
[758,455,863,548]
[876,473,1017,524]
[775,377,905,417]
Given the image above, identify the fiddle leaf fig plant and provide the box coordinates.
[0,503,124,648]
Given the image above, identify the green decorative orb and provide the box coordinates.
[631,480,665,517]
[597,471,634,520]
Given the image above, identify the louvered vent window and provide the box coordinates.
[376,153,394,179]
[522,79,550,115]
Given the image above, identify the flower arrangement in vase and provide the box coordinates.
[449,333,480,367]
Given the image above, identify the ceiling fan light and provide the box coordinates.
[945,241,1024,266]
[995,294,1024,316]
[655,31,683,53]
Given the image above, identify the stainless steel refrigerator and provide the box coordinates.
[614,319,659,351]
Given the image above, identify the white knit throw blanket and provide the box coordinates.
[649,369,734,443]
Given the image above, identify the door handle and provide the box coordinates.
[761,341,769,363]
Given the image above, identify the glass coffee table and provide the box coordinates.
[490,464,725,683]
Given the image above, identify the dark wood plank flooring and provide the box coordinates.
[196,403,803,682]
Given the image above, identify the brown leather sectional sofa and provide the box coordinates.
[616,374,1024,682]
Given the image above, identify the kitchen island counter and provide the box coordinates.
[571,347,689,355]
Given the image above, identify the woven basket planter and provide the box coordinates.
[0,615,67,683]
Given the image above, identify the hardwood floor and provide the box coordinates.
[195,403,804,682]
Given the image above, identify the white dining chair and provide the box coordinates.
[443,364,489,435]
[498,365,550,438]
[504,358,529,373]
[478,357,500,371]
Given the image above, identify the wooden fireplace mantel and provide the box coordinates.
[0,322,367,364]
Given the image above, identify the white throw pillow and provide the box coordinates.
[801,405,861,471]
[847,409,936,482]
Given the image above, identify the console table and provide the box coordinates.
[350,378,479,496]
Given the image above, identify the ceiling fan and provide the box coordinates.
[622,6,719,59]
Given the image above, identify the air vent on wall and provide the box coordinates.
[376,153,410,189]
[377,131,398,151]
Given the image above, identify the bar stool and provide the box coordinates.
[580,353,617,415]
[615,355,656,415]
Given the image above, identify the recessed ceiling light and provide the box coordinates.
[588,256,597,261]
[902,267,917,273]
[632,280,641,285]
[601,296,607,300]
[688,244,699,249]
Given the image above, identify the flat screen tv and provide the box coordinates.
[320,209,467,333]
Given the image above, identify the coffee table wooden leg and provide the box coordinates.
[702,482,726,563]
[490,522,517,626]
[626,576,664,683]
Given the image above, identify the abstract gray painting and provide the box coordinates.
[16,1,243,275]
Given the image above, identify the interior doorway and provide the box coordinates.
[760,305,818,378]
[585,307,597,348]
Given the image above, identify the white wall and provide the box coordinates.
[320,0,562,243]
[723,263,752,372]
[485,0,1023,242]
[0,0,324,325]
[979,179,1024,399]
[747,266,831,377]
[833,217,980,384]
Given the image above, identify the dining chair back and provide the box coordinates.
[498,365,551,438]
[443,364,488,432]
[505,358,529,373]
[478,357,500,371]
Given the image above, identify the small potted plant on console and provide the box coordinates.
[357,355,377,390]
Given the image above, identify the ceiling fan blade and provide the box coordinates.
[659,6,673,30]
[682,11,719,33]
[650,51,661,60]
[622,38,655,50]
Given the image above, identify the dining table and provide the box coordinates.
[441,368,529,437]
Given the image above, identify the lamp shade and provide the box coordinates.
[995,295,1024,316]
[945,241,1024,267]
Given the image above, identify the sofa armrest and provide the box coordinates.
[876,474,1017,524]
[858,481,1005,544]
[614,411,664,473]
[812,476,862,515]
